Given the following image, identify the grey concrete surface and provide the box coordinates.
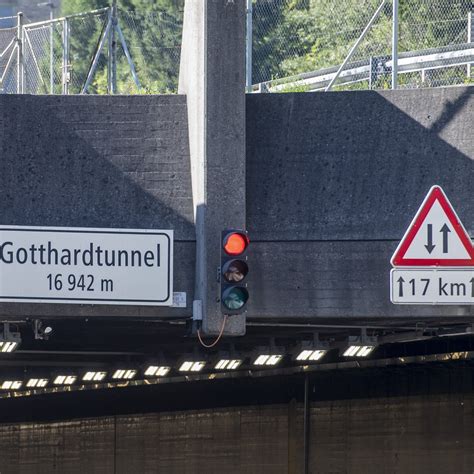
[245,87,474,321]
[1,87,474,323]
[179,0,247,335]
[0,94,194,319]
[246,241,474,319]
[247,88,474,240]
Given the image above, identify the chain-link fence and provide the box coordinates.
[1,1,473,95]
[0,18,18,94]
[250,0,474,92]
[0,6,183,95]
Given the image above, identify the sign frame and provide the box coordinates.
[0,225,173,306]
[391,268,474,305]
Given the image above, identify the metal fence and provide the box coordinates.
[249,0,474,92]
[1,1,473,95]
[0,6,183,95]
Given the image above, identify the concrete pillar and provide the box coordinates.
[179,0,246,335]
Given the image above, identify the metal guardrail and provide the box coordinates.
[0,3,472,95]
[249,1,474,93]
[253,43,474,93]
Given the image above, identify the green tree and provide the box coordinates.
[253,0,473,88]
[61,0,183,93]
[251,0,288,83]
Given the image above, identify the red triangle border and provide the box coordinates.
[391,186,474,267]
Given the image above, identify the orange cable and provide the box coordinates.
[197,315,228,348]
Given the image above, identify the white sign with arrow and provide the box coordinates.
[391,268,474,304]
[390,185,474,305]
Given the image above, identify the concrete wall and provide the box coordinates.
[0,95,194,319]
[1,362,474,473]
[246,87,474,320]
[1,393,473,473]
[1,87,474,322]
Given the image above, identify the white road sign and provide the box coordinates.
[0,226,173,306]
[391,269,474,304]
[402,200,470,260]
[391,185,474,305]
[391,185,474,267]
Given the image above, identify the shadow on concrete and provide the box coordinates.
[245,87,474,320]
[246,87,474,241]
[0,94,195,318]
[0,95,194,237]
[429,86,473,135]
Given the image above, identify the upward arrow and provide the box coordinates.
[424,224,435,254]
[397,277,405,297]
[440,224,451,253]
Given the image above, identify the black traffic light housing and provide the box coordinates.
[220,229,249,315]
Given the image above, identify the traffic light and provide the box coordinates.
[220,230,249,315]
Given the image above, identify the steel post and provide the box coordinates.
[325,0,386,92]
[468,12,472,79]
[246,0,253,92]
[392,0,399,89]
[116,24,141,90]
[50,8,54,94]
[111,1,118,94]
[82,16,112,94]
[62,18,70,94]
[107,6,112,93]
[16,12,24,94]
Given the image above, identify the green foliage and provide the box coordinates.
[278,82,311,92]
[118,4,183,93]
[252,0,474,90]
[61,0,107,15]
[61,0,183,94]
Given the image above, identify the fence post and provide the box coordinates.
[83,14,113,94]
[246,0,252,92]
[468,11,472,79]
[62,18,70,94]
[116,23,141,90]
[50,8,54,94]
[107,1,117,94]
[16,12,24,94]
[326,0,386,92]
[392,0,399,89]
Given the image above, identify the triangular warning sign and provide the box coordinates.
[391,185,474,267]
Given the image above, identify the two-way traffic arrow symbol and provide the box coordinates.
[440,224,450,254]
[424,223,451,254]
[425,224,435,254]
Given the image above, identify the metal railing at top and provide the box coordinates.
[0,4,183,95]
[248,0,474,93]
[2,1,473,95]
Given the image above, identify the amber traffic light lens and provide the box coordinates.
[223,232,248,256]
[222,259,248,283]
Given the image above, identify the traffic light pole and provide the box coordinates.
[179,0,247,336]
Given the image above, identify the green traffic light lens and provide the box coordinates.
[222,259,248,283]
[222,287,249,311]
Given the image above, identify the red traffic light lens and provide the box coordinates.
[223,232,248,256]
